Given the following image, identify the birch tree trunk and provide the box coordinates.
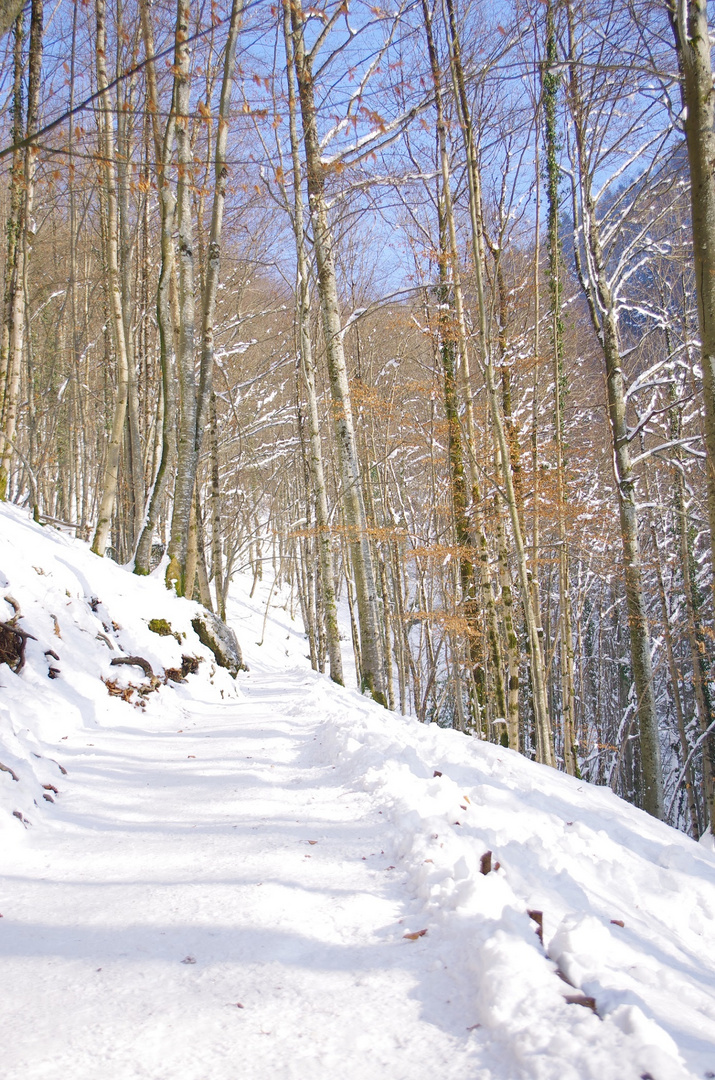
[288,0,385,704]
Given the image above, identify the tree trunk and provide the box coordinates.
[167,0,242,594]
[566,5,663,817]
[0,0,42,503]
[134,0,178,575]
[289,0,385,704]
[282,0,343,685]
[423,0,505,732]
[668,0,715,831]
[668,0,715,614]
[91,0,131,556]
[0,13,23,438]
[444,0,555,766]
[165,0,198,590]
[209,391,226,618]
[542,0,577,775]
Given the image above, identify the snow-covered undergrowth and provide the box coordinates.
[0,504,238,844]
[2,503,715,1080]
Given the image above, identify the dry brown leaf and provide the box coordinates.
[564,994,597,1012]
[528,909,544,945]
[403,928,428,940]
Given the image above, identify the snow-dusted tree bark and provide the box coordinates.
[565,3,663,818]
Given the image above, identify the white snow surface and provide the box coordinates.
[1,504,714,1080]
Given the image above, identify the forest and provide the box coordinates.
[0,0,713,838]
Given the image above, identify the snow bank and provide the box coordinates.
[290,678,715,1080]
[0,505,239,847]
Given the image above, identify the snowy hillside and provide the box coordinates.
[1,505,714,1080]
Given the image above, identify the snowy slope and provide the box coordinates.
[0,504,239,844]
[1,505,714,1080]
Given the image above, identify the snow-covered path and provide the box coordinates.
[2,506,715,1080]
[1,669,485,1080]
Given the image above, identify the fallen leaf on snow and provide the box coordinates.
[564,993,597,1012]
[403,929,428,940]
[528,909,544,945]
[611,919,625,927]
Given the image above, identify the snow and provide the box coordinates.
[1,504,715,1079]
